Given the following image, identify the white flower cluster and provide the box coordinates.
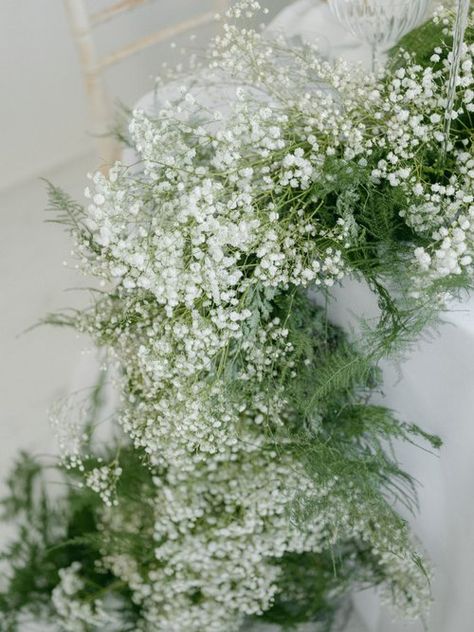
[365,35,474,281]
[52,562,113,632]
[83,100,352,310]
[85,463,122,507]
[99,448,323,632]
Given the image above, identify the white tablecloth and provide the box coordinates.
[129,3,474,630]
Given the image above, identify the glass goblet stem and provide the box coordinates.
[371,42,378,72]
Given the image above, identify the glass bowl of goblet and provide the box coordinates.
[328,0,431,70]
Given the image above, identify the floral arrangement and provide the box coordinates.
[1,2,473,631]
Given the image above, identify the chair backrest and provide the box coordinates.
[64,0,229,168]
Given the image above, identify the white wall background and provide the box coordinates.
[0,0,288,190]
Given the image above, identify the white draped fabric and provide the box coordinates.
[130,3,474,630]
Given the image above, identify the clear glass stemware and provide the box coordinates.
[327,0,432,70]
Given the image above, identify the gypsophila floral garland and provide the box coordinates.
[1,3,473,631]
